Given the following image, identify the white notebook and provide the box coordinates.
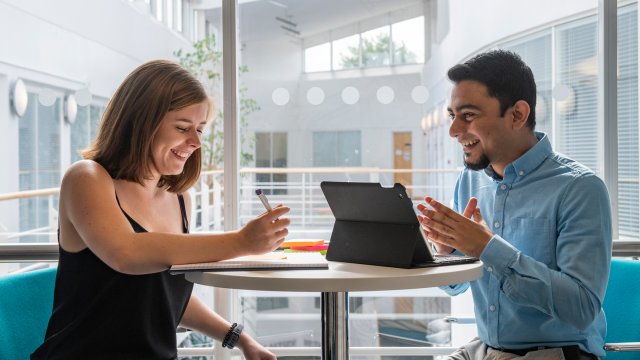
[169,252,328,273]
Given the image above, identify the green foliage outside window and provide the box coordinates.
[340,33,417,68]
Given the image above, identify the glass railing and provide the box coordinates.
[3,168,637,358]
[0,167,468,358]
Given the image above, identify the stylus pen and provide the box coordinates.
[255,189,273,211]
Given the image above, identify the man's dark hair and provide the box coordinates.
[447,49,537,130]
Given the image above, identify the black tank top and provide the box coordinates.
[32,194,193,360]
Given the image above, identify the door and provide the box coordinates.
[393,132,412,195]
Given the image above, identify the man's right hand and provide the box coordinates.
[417,196,478,255]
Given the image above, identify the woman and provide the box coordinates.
[32,60,289,359]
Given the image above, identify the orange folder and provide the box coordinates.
[290,245,329,251]
[280,239,325,248]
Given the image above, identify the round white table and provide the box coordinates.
[186,260,483,360]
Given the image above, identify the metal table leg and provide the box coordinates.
[321,291,349,360]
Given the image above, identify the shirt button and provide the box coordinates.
[518,170,525,176]
[500,184,507,190]
[487,266,493,272]
[494,221,501,228]
[490,305,496,312]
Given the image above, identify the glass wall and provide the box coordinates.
[229,0,449,354]
[424,1,639,239]
[617,3,639,239]
[70,104,105,163]
[18,91,61,243]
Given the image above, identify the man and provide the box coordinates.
[418,50,612,360]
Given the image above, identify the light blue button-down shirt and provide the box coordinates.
[443,132,612,356]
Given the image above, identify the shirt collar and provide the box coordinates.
[483,131,551,182]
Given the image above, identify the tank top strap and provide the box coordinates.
[178,194,189,234]
[114,192,146,232]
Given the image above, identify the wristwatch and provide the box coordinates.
[222,323,244,349]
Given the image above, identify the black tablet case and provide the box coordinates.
[321,181,434,268]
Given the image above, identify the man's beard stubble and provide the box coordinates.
[463,153,491,171]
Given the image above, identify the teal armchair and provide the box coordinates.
[602,258,640,358]
[0,267,56,360]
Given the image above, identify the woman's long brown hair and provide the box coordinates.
[82,60,211,193]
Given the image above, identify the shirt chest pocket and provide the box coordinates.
[510,217,553,265]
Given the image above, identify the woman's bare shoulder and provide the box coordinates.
[61,160,113,191]
[64,160,110,179]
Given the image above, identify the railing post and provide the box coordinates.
[189,187,197,230]
[213,178,222,231]
[48,195,57,243]
[201,180,211,232]
[302,172,306,229]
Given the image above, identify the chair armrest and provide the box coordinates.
[604,342,640,352]
[443,315,476,324]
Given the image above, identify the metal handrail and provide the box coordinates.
[0,243,59,262]
[612,241,640,257]
[197,167,463,175]
[0,187,59,201]
[2,241,637,262]
[0,167,459,202]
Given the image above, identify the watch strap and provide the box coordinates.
[222,322,244,349]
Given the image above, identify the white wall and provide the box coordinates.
[242,35,424,172]
[0,0,192,233]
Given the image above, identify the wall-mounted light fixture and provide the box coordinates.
[421,114,433,135]
[64,94,78,124]
[10,78,28,117]
[441,103,449,121]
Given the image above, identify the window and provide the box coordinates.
[255,132,288,195]
[392,17,424,64]
[19,91,61,242]
[70,105,104,163]
[422,2,640,238]
[617,4,638,239]
[304,16,425,73]
[555,17,599,174]
[235,2,433,353]
[502,32,553,137]
[361,26,391,67]
[313,131,361,167]
[332,34,360,70]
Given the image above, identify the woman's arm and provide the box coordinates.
[180,295,276,360]
[59,160,290,274]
